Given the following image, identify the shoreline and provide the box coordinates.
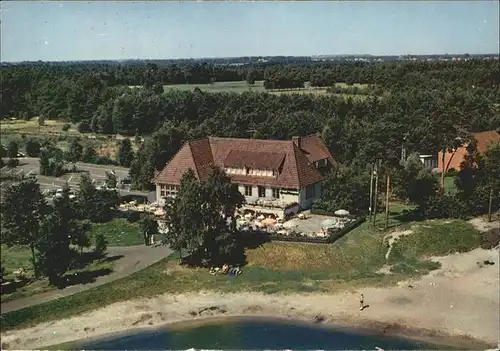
[54,314,494,350]
[1,247,499,350]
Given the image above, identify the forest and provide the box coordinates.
[1,59,499,213]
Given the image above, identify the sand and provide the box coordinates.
[2,219,499,349]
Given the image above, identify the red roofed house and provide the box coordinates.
[437,130,500,173]
[152,135,335,217]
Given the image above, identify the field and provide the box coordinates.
[89,218,143,246]
[0,118,140,161]
[0,208,483,331]
[163,80,266,93]
[0,245,115,303]
[162,81,372,99]
[0,119,79,137]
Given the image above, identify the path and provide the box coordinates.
[1,244,172,314]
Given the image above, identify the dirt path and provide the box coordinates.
[0,244,172,314]
[2,247,498,350]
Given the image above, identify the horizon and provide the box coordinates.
[1,1,499,62]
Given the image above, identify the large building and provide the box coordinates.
[152,135,335,217]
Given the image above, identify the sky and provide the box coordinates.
[1,1,499,62]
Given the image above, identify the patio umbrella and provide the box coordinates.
[321,218,337,229]
[261,217,277,226]
[334,209,350,216]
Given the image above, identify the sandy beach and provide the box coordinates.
[1,245,499,350]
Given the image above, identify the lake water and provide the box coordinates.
[67,316,461,350]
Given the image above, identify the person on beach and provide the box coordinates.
[359,293,364,311]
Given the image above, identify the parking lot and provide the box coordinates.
[1,157,150,198]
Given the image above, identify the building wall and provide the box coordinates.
[157,181,321,210]
[437,147,467,173]
[298,182,322,209]
[236,184,300,205]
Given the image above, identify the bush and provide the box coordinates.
[94,233,108,256]
[77,120,92,133]
[420,194,468,219]
[93,156,118,165]
[446,168,458,177]
[7,158,19,168]
[25,138,41,157]
[124,210,141,223]
[61,123,71,132]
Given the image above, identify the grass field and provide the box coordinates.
[162,81,372,98]
[0,205,483,331]
[0,245,115,303]
[0,118,139,159]
[89,218,143,247]
[0,119,79,136]
[163,81,266,93]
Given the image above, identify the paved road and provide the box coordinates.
[1,157,151,198]
[0,244,172,314]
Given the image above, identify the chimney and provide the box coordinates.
[292,136,301,148]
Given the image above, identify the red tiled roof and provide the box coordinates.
[473,130,500,153]
[153,135,334,189]
[224,150,285,170]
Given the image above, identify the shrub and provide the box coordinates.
[93,156,118,165]
[77,120,91,133]
[25,138,41,157]
[6,158,19,168]
[61,123,71,132]
[420,194,468,219]
[124,210,141,223]
[94,233,108,257]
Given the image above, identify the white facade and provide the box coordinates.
[156,182,322,210]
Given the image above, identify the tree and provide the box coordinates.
[25,138,41,157]
[139,214,158,246]
[77,173,119,222]
[82,145,97,163]
[117,138,134,167]
[7,140,18,158]
[7,158,19,168]
[39,146,65,177]
[164,168,244,266]
[314,165,372,215]
[0,179,47,277]
[66,139,83,164]
[246,70,258,88]
[36,210,72,286]
[94,233,108,257]
[105,170,117,189]
[392,153,439,207]
[164,169,205,260]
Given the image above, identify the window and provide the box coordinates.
[305,184,315,199]
[258,186,266,198]
[272,188,280,199]
[244,186,252,197]
[161,184,179,197]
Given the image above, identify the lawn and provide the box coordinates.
[163,81,266,93]
[0,206,483,331]
[0,245,116,303]
[161,81,371,98]
[89,218,143,246]
[0,118,80,137]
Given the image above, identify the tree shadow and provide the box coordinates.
[58,268,114,288]
[239,229,271,249]
[0,277,34,295]
[392,208,426,224]
[69,251,124,270]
